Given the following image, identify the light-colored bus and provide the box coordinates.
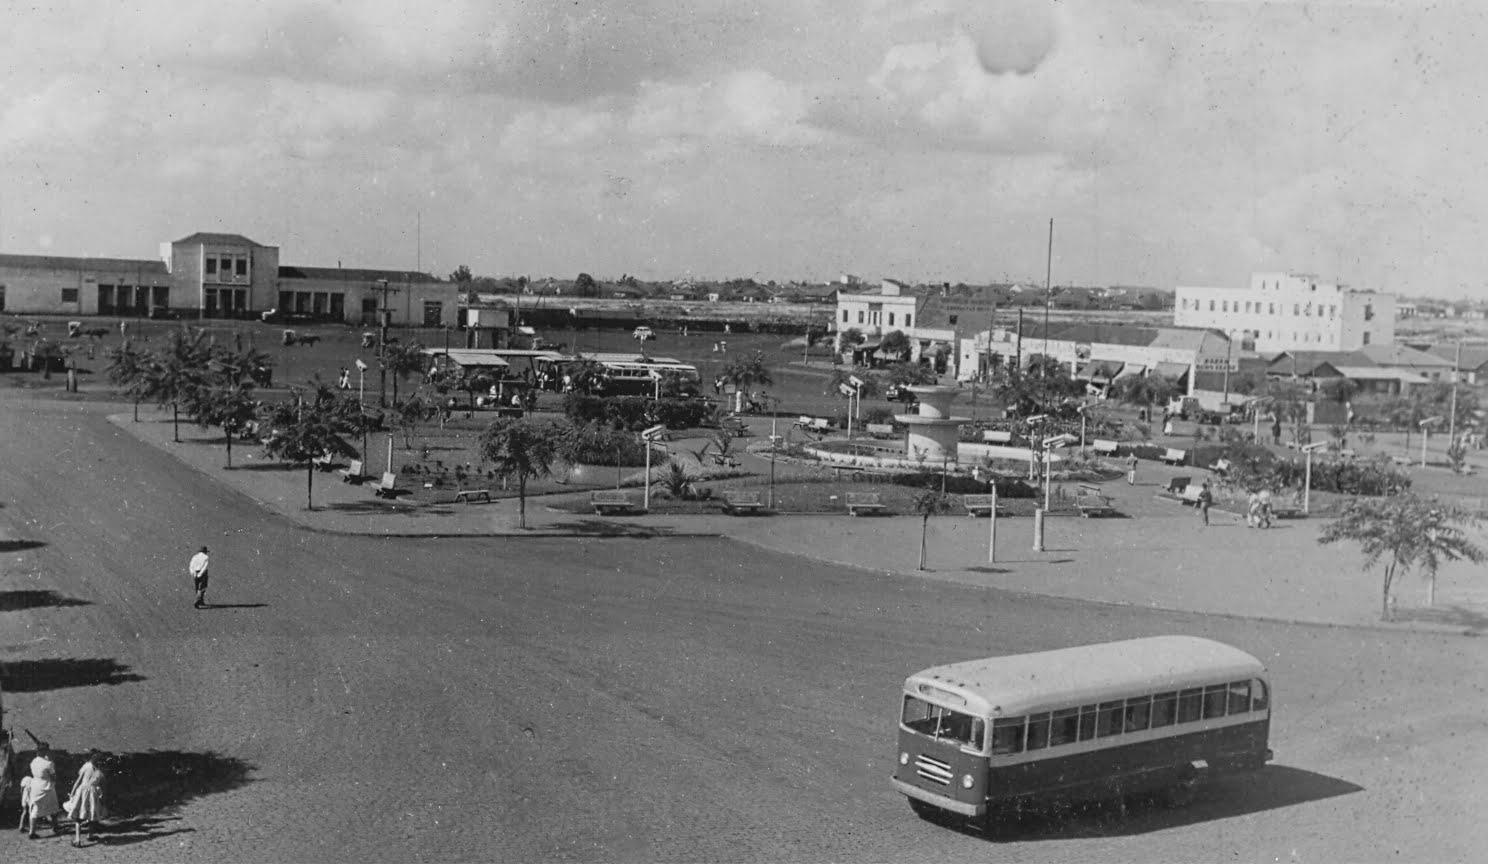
[892,636,1272,825]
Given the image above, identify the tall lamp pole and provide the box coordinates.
[1447,340,1462,453]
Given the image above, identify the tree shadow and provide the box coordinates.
[0,658,145,692]
[230,461,300,472]
[965,566,1013,575]
[0,589,90,612]
[318,499,434,515]
[542,519,681,537]
[951,765,1361,843]
[5,748,253,841]
[200,603,268,610]
[1393,604,1488,634]
[0,539,47,552]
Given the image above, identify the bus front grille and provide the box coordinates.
[915,754,953,785]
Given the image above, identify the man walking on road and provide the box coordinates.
[189,546,210,609]
[1197,481,1214,527]
[1127,454,1139,485]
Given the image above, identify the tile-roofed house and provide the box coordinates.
[0,252,168,274]
[1426,344,1488,384]
[1265,350,1374,377]
[1357,343,1455,381]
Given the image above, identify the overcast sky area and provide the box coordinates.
[2,1,1485,298]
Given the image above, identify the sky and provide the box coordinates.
[3,0,1487,299]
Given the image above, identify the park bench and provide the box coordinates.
[339,459,369,484]
[372,472,404,499]
[312,453,337,472]
[709,452,740,469]
[453,489,492,505]
[1075,483,1115,518]
[1092,439,1119,456]
[1209,457,1232,477]
[845,492,886,516]
[866,423,895,439]
[719,417,749,437]
[592,489,640,515]
[961,493,1003,518]
[1166,476,1192,495]
[982,429,1014,444]
[1160,447,1188,466]
[721,489,765,515]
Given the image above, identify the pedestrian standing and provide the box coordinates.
[1197,481,1213,526]
[189,545,210,609]
[1246,490,1261,528]
[338,367,351,390]
[1271,414,1282,446]
[1127,454,1138,486]
[1163,416,1174,436]
[25,740,62,838]
[64,750,108,846]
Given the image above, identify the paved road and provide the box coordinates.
[1,394,1485,862]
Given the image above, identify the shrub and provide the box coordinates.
[559,422,649,467]
[884,472,1037,497]
[562,393,712,431]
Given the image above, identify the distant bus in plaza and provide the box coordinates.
[892,636,1272,827]
[543,352,701,397]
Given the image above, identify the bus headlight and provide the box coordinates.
[961,774,975,789]
[899,752,909,765]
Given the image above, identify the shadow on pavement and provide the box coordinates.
[201,603,268,610]
[229,461,300,472]
[0,539,47,552]
[0,658,146,692]
[958,765,1361,843]
[0,589,89,612]
[1392,604,1488,634]
[542,519,682,537]
[317,500,443,515]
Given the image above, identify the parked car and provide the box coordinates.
[633,326,654,341]
[885,385,918,404]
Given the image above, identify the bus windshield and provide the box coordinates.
[902,695,985,750]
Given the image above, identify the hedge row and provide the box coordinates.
[562,393,715,431]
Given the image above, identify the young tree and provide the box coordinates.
[261,379,361,509]
[722,350,773,413]
[911,489,953,571]
[105,340,151,422]
[147,328,213,442]
[187,382,260,468]
[1318,493,1485,620]
[381,341,427,406]
[479,417,562,528]
[565,359,610,395]
[395,396,428,449]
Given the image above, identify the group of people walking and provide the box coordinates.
[1,729,109,845]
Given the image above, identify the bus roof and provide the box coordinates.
[905,636,1265,717]
[575,352,687,365]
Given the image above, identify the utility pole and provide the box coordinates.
[374,278,398,407]
[1447,340,1462,453]
[1222,335,1233,406]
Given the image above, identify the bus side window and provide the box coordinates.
[1050,708,1080,746]
[1202,684,1228,719]
[991,717,1026,755]
[1252,679,1270,711]
[1177,688,1204,723]
[1077,704,1098,741]
[1095,700,1124,737]
[1227,680,1251,715]
[1151,692,1177,727]
[1124,696,1152,732]
[1026,713,1051,750]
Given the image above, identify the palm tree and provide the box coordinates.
[149,328,213,442]
[478,417,562,528]
[722,350,773,414]
[381,341,427,406]
[105,340,150,422]
[261,378,361,509]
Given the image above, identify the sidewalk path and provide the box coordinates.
[107,412,1488,633]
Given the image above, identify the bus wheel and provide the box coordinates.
[1162,773,1199,808]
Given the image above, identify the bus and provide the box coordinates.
[892,636,1272,825]
[558,352,702,397]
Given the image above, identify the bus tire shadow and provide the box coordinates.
[971,765,1362,842]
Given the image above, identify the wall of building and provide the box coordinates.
[0,258,172,316]
[1175,272,1395,352]
[276,277,457,327]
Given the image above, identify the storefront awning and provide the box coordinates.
[1153,361,1190,383]
[1076,360,1124,383]
[921,342,946,357]
[1113,363,1146,380]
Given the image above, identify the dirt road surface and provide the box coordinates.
[1,393,1485,862]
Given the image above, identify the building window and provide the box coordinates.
[888,312,895,326]
[1269,303,1275,314]
[235,257,248,277]
[842,310,848,323]
[1364,304,1374,321]
[61,287,79,303]
[857,311,864,324]
[1363,331,1371,345]
[205,258,218,276]
[1293,304,1300,316]
[1222,301,1228,313]
[1209,300,1215,312]
[1329,305,1336,318]
[904,314,911,327]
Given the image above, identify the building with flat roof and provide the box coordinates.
[0,232,456,327]
[1174,272,1394,352]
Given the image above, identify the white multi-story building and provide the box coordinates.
[1174,272,1394,353]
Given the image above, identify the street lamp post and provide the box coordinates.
[641,424,666,512]
[1301,441,1327,514]
[1419,416,1443,467]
